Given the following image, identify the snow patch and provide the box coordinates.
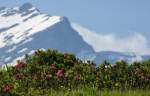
[17,48,28,54]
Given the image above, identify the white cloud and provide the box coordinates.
[72,23,150,55]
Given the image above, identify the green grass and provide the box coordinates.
[46,89,150,96]
[15,87,150,96]
[98,90,150,96]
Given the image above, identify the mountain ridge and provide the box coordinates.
[0,3,150,66]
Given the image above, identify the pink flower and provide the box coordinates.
[75,74,81,81]
[56,69,65,79]
[2,85,12,93]
[15,61,27,69]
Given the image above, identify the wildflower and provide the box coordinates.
[2,85,12,93]
[74,74,81,81]
[15,61,27,69]
[56,69,65,79]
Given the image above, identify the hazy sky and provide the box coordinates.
[0,0,150,54]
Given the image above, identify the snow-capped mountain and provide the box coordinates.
[0,3,95,66]
[0,3,150,66]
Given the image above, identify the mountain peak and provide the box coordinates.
[59,16,70,24]
[0,7,6,11]
[19,3,33,11]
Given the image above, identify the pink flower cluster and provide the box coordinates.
[15,61,27,69]
[2,85,13,93]
[56,69,65,79]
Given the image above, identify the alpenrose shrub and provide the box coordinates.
[0,49,150,95]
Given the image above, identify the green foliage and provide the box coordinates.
[0,49,150,95]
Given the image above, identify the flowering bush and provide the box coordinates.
[0,49,150,95]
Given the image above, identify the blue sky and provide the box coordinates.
[0,0,150,54]
[0,0,150,36]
